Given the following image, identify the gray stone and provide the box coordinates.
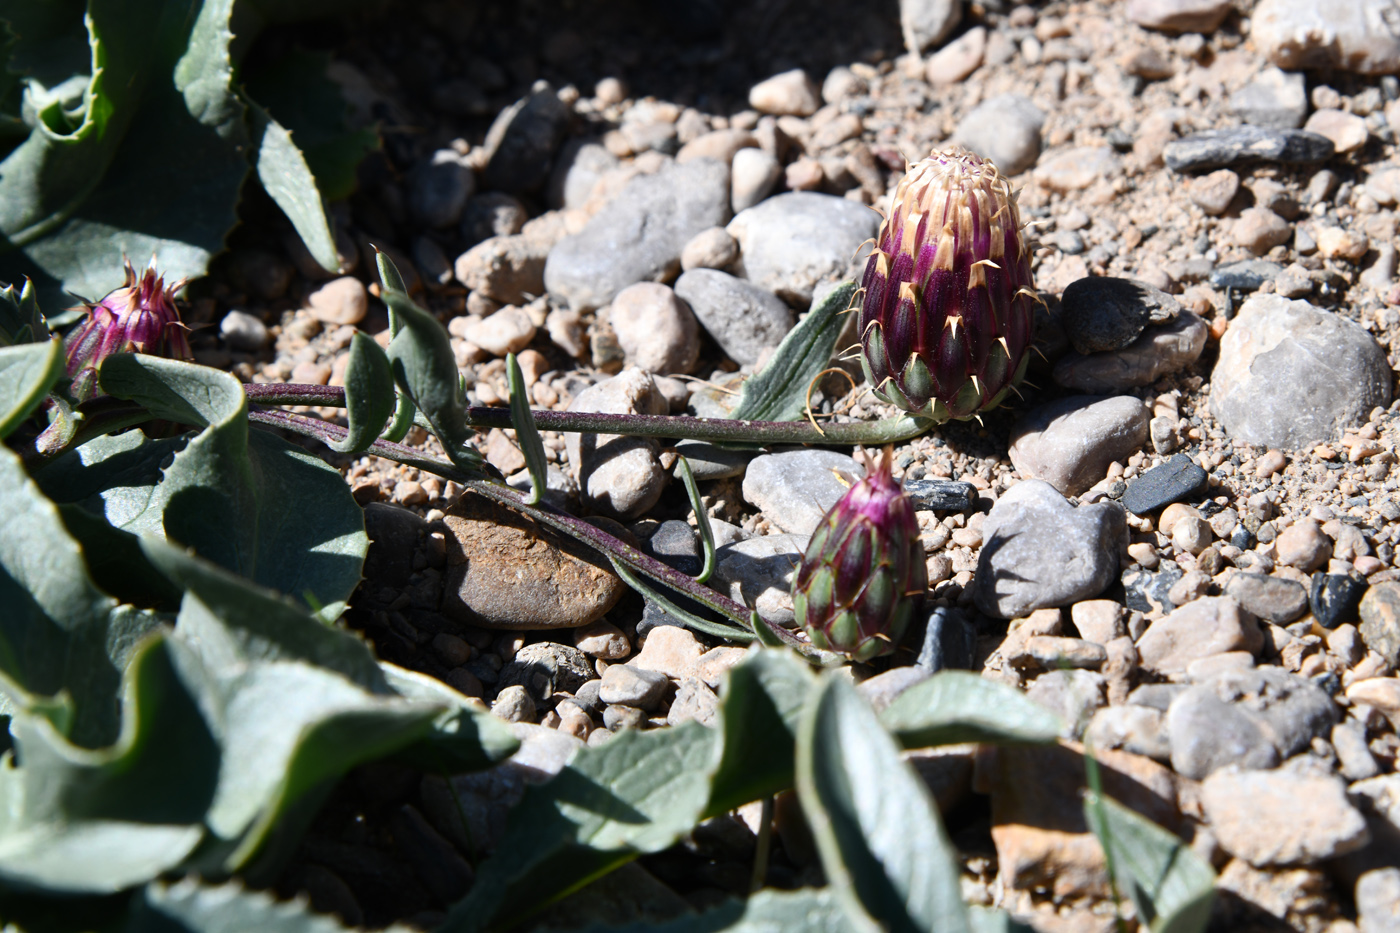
[973,480,1127,619]
[674,269,795,366]
[667,677,719,726]
[1209,259,1286,292]
[1086,705,1172,760]
[1253,0,1400,74]
[461,193,528,246]
[1123,563,1185,617]
[1202,770,1370,866]
[1053,311,1208,392]
[1357,868,1400,933]
[609,282,701,375]
[454,234,548,306]
[409,149,477,229]
[499,643,594,701]
[1359,582,1400,666]
[491,684,538,723]
[1230,67,1310,130]
[1210,295,1392,448]
[481,81,571,194]
[672,440,752,480]
[725,192,879,307]
[1008,395,1150,497]
[545,158,732,312]
[903,480,979,512]
[643,520,702,577]
[363,502,424,587]
[1163,126,1334,173]
[1061,277,1181,354]
[916,606,977,672]
[1224,573,1309,623]
[603,704,646,731]
[564,368,670,520]
[1137,597,1264,676]
[1334,720,1382,781]
[1121,453,1209,515]
[949,94,1045,176]
[549,139,620,211]
[599,664,670,711]
[731,147,782,212]
[1026,670,1106,739]
[712,533,810,626]
[1127,0,1233,32]
[219,310,268,351]
[1167,687,1279,778]
[742,449,864,536]
[899,0,963,54]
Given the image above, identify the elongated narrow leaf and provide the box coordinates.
[507,351,548,505]
[880,671,1065,748]
[0,339,62,438]
[675,456,715,583]
[328,331,394,454]
[729,282,856,424]
[1084,791,1215,933]
[706,648,814,815]
[133,877,420,933]
[797,675,970,933]
[607,557,754,642]
[548,888,855,933]
[249,100,340,274]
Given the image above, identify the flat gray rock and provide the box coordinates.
[712,532,811,626]
[674,269,795,366]
[1163,126,1334,173]
[949,94,1045,176]
[545,158,732,312]
[1053,311,1207,392]
[973,480,1126,619]
[742,449,864,536]
[1229,67,1309,129]
[1060,276,1181,354]
[1210,295,1392,448]
[726,192,878,307]
[1008,395,1150,497]
[1253,0,1400,74]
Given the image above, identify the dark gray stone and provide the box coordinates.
[1210,259,1285,292]
[390,804,474,904]
[1225,572,1309,624]
[903,479,979,512]
[1311,572,1367,629]
[916,606,977,672]
[574,678,605,715]
[363,503,424,587]
[603,704,647,731]
[460,192,528,247]
[673,439,752,480]
[481,81,571,194]
[1123,563,1184,617]
[1163,126,1334,173]
[1060,276,1181,354]
[1052,311,1208,392]
[498,643,594,701]
[674,269,795,366]
[644,520,703,577]
[1167,687,1279,780]
[1121,453,1208,515]
[408,150,476,229]
[636,600,688,638]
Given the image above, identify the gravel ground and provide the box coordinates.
[190,1,1400,929]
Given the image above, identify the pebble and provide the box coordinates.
[1162,126,1335,173]
[1060,276,1181,353]
[307,276,368,325]
[1123,563,1183,616]
[564,368,669,520]
[949,94,1045,176]
[668,678,719,726]
[730,147,782,212]
[608,283,701,375]
[1210,296,1393,449]
[1362,242,1398,292]
[481,81,570,194]
[1071,600,1127,645]
[1232,207,1293,254]
[462,306,536,357]
[676,129,757,166]
[1126,0,1233,33]
[899,0,963,54]
[972,480,1126,619]
[1201,770,1369,866]
[551,140,620,212]
[1136,596,1263,676]
[1187,169,1241,215]
[742,449,863,536]
[1317,226,1370,262]
[492,685,537,723]
[544,158,732,312]
[1229,67,1309,129]
[219,310,268,351]
[499,643,594,701]
[1359,582,1400,665]
[726,192,879,307]
[680,227,739,272]
[1026,669,1106,738]
[1121,453,1208,515]
[713,533,810,626]
[1225,573,1310,623]
[455,233,548,307]
[1167,685,1279,778]
[1007,395,1150,497]
[461,193,528,245]
[1025,637,1109,670]
[1311,572,1367,629]
[674,269,795,366]
[1356,869,1400,933]
[409,149,476,228]
[1334,720,1382,781]
[1035,146,1121,194]
[1209,259,1285,292]
[671,439,752,481]
[1252,0,1400,74]
[628,626,746,687]
[1052,311,1207,392]
[1086,705,1171,760]
[926,26,986,85]
[574,620,631,660]
[902,480,979,512]
[916,606,977,672]
[599,664,670,711]
[1273,519,1333,573]
[603,704,646,731]
[644,520,703,577]
[1305,108,1370,153]
[748,70,820,116]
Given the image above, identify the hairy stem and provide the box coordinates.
[242,383,931,447]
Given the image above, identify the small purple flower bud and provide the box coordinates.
[65,259,193,401]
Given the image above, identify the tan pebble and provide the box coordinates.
[393,481,428,507]
[1255,449,1287,478]
[574,619,632,660]
[1347,676,1400,711]
[785,157,824,191]
[307,276,368,325]
[1127,542,1159,569]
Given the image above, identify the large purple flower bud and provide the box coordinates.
[858,148,1036,422]
[64,259,193,401]
[792,449,926,661]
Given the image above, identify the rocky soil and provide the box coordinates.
[197,0,1400,930]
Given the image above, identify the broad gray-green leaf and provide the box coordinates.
[797,675,970,933]
[880,671,1065,748]
[550,888,855,933]
[249,100,339,274]
[969,908,1035,933]
[32,428,185,533]
[707,648,814,815]
[379,662,520,772]
[1084,791,1215,933]
[328,331,394,454]
[0,338,62,438]
[132,877,419,933]
[57,503,185,611]
[0,443,161,747]
[0,277,51,345]
[729,281,856,424]
[100,354,368,618]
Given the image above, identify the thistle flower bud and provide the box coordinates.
[858,148,1035,422]
[792,449,926,661]
[65,259,192,401]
